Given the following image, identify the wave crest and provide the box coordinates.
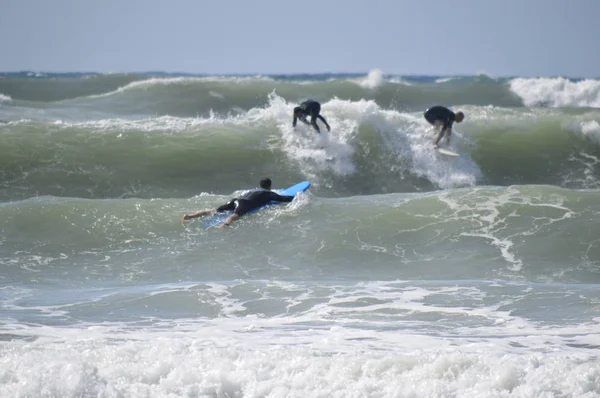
[510,77,600,108]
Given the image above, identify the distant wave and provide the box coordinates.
[90,75,278,98]
[355,68,385,89]
[7,72,600,111]
[2,95,600,202]
[509,77,600,108]
[0,71,526,115]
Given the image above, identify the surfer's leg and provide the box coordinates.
[183,209,215,220]
[232,200,252,217]
[219,200,250,228]
[433,121,445,147]
[430,120,443,135]
[424,112,437,126]
[220,214,240,229]
[183,199,238,221]
[310,112,321,134]
[216,200,237,212]
[307,102,322,133]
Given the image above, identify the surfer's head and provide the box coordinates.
[293,107,304,117]
[455,111,465,123]
[260,178,272,190]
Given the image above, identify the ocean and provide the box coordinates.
[1,69,600,397]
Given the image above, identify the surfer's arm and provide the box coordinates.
[183,209,215,220]
[295,114,311,127]
[292,115,297,127]
[269,193,295,203]
[317,115,331,131]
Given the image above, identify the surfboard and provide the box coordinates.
[202,181,311,228]
[437,148,460,157]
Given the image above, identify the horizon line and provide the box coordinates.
[0,70,595,80]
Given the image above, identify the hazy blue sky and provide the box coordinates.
[1,0,598,77]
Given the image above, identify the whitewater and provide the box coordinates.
[1,70,600,397]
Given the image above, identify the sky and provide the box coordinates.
[1,0,599,77]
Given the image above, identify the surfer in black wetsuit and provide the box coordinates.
[293,100,331,134]
[182,178,294,229]
[424,106,464,148]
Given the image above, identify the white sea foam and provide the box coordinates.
[357,68,385,89]
[256,93,482,188]
[570,119,600,144]
[388,76,412,85]
[0,93,12,102]
[510,77,600,108]
[53,113,229,132]
[1,314,599,398]
[46,97,482,190]
[404,111,482,189]
[256,93,359,178]
[208,90,225,99]
[437,186,575,273]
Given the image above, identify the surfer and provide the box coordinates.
[182,178,294,229]
[293,99,331,134]
[424,106,464,148]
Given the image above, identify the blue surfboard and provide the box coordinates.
[203,181,311,228]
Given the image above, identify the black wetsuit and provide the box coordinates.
[424,106,456,130]
[216,190,294,216]
[293,100,329,133]
[295,100,321,116]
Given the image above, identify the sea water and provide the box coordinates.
[1,70,600,397]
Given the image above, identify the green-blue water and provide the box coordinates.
[1,71,600,397]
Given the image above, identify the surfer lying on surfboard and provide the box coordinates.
[424,106,464,148]
[182,178,294,229]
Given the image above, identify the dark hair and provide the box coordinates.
[260,178,272,189]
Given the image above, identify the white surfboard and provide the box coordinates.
[437,148,460,157]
